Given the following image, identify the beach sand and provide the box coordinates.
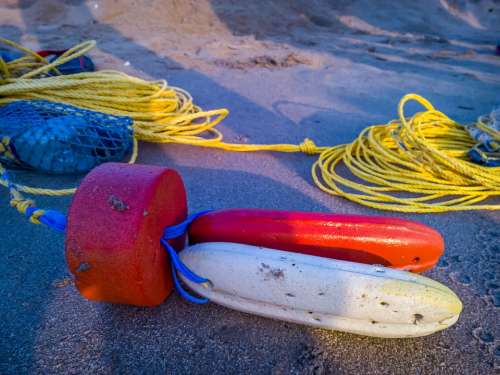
[0,1,499,373]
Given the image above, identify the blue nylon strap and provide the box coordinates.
[24,206,67,232]
[39,210,67,233]
[162,210,212,239]
[161,210,212,304]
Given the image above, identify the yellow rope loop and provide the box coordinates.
[9,197,45,224]
[28,208,46,224]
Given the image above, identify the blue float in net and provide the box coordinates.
[0,100,133,174]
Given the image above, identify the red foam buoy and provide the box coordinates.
[188,209,444,272]
[65,162,187,306]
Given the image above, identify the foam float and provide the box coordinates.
[66,163,187,306]
[180,242,462,338]
[65,163,461,337]
[188,209,443,272]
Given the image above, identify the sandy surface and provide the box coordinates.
[1,1,499,374]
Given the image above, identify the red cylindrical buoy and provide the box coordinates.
[65,163,187,306]
[188,209,444,272]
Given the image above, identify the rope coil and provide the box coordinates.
[312,94,499,212]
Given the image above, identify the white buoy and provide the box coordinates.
[179,242,462,338]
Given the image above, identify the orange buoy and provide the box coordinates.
[188,209,444,272]
[65,162,187,306]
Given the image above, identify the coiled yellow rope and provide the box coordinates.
[313,94,499,212]
[0,38,498,215]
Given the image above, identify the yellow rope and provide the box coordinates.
[0,162,46,224]
[0,38,498,214]
[312,94,499,212]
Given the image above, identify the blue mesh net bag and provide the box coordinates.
[0,100,133,174]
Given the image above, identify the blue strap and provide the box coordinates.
[161,210,212,304]
[23,206,67,232]
[37,209,67,233]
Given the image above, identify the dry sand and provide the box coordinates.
[0,0,499,374]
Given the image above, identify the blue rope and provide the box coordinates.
[161,210,212,304]
[25,207,67,233]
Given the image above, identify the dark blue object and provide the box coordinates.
[38,49,95,75]
[469,144,500,167]
[0,100,133,174]
[48,54,95,75]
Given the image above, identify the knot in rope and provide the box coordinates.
[9,196,66,231]
[9,197,40,221]
[161,210,212,304]
[299,138,319,155]
[2,165,66,231]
